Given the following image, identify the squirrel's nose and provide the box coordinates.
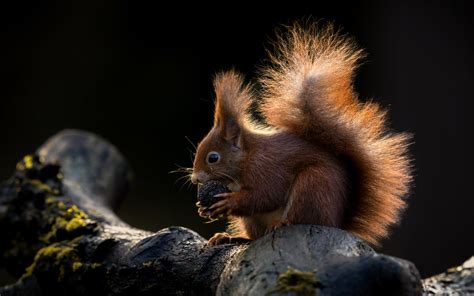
[191,173,200,184]
[191,171,208,184]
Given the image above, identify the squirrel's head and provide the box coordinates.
[192,71,253,190]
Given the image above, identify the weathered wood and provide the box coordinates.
[422,257,474,295]
[0,130,468,295]
[0,130,233,295]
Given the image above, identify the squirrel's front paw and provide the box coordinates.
[208,192,238,219]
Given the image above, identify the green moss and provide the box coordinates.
[270,267,319,296]
[67,205,87,219]
[24,155,33,169]
[65,205,88,232]
[12,154,98,283]
[72,262,83,272]
[57,201,67,210]
[30,179,56,195]
[37,245,74,260]
[20,196,95,281]
[66,217,87,232]
[39,198,92,243]
[15,154,62,195]
[21,243,80,282]
[142,261,153,268]
[45,197,57,205]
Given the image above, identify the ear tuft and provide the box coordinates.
[213,70,253,146]
[213,70,253,127]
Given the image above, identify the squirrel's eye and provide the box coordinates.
[207,151,220,164]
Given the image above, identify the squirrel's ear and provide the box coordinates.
[223,118,242,147]
[213,70,252,147]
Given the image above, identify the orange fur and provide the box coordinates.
[192,23,412,246]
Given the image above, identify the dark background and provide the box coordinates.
[1,1,473,284]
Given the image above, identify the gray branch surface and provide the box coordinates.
[0,130,470,295]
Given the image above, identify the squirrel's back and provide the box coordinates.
[258,23,412,245]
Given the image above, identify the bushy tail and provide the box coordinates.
[259,23,412,245]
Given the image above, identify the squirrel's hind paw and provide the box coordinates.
[208,232,251,246]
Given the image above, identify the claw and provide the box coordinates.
[208,232,232,245]
[213,192,233,199]
[198,206,210,218]
[209,200,226,210]
[209,199,233,219]
[208,233,251,246]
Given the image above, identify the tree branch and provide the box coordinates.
[0,130,469,295]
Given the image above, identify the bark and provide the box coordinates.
[0,129,468,295]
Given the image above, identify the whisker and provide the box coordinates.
[178,176,196,191]
[173,163,193,170]
[186,179,194,190]
[175,174,191,182]
[215,171,237,184]
[184,136,197,151]
[169,165,193,174]
[187,149,196,163]
[169,162,197,191]
[174,175,191,188]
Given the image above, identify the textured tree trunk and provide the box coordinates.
[0,130,471,295]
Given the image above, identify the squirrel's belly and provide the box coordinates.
[241,208,284,239]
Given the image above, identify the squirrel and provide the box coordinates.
[190,23,412,246]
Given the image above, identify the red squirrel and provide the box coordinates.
[191,24,412,246]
